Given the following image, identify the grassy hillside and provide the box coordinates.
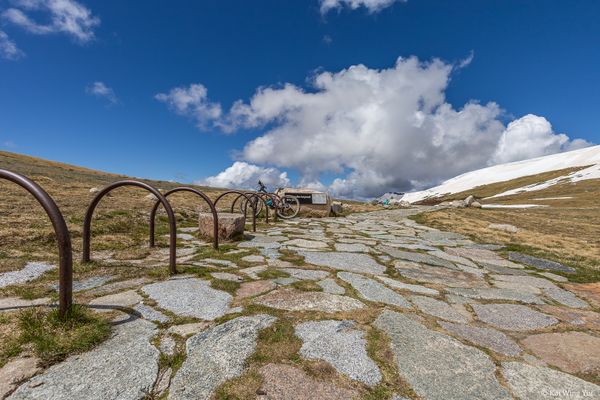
[413,168,600,281]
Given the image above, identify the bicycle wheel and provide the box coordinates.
[277,195,300,219]
[239,196,263,216]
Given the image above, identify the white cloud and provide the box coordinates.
[319,0,405,14]
[492,114,590,164]
[0,29,24,60]
[165,56,590,199]
[155,83,222,130]
[86,81,118,104]
[2,0,100,43]
[198,161,290,190]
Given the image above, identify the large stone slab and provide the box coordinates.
[447,287,544,304]
[199,212,244,240]
[299,251,386,275]
[376,276,439,295]
[9,318,159,400]
[445,247,520,268]
[235,280,276,299]
[543,287,589,309]
[142,278,232,320]
[334,242,371,253]
[0,356,41,399]
[380,246,455,269]
[89,290,143,311]
[50,276,114,293]
[317,278,345,295]
[536,305,600,330]
[169,315,275,400]
[258,363,358,400]
[438,321,522,356]
[472,304,558,331]
[521,332,600,375]
[374,310,511,400]
[283,239,329,249]
[501,362,600,400]
[337,272,411,308]
[410,296,470,323]
[296,320,382,386]
[255,289,364,312]
[564,282,600,308]
[278,268,329,281]
[395,260,487,288]
[508,252,576,273]
[0,262,55,288]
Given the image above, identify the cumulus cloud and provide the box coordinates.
[2,0,100,43]
[0,29,24,60]
[319,0,405,14]
[155,83,222,130]
[198,161,290,190]
[171,56,589,199]
[86,81,118,104]
[492,114,590,164]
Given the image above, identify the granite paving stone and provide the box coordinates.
[317,278,345,294]
[337,272,411,308]
[296,320,382,386]
[299,251,386,275]
[255,288,365,312]
[508,251,576,273]
[438,321,522,356]
[410,295,470,323]
[472,303,558,331]
[0,262,55,288]
[376,276,439,295]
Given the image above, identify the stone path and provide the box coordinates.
[1,207,599,399]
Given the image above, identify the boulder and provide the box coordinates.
[464,195,475,206]
[470,201,482,208]
[331,202,343,215]
[451,200,466,208]
[199,212,245,240]
[89,187,100,194]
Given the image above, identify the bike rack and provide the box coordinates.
[214,190,259,232]
[0,169,73,318]
[231,191,279,222]
[148,187,219,250]
[82,180,178,274]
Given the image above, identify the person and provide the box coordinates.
[258,180,266,192]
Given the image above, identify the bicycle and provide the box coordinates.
[239,181,300,219]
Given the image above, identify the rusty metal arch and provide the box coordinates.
[0,169,73,318]
[149,187,219,250]
[230,192,270,223]
[213,190,259,232]
[82,180,178,274]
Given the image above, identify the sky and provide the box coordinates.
[0,0,599,198]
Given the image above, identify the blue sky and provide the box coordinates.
[1,0,599,197]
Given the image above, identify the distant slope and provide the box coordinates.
[403,145,600,203]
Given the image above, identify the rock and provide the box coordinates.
[277,268,329,281]
[0,356,41,399]
[154,367,171,396]
[235,280,276,299]
[395,260,487,288]
[168,315,276,400]
[428,250,479,268]
[134,303,169,323]
[380,246,456,269]
[258,363,358,400]
[86,277,151,296]
[539,272,568,282]
[89,187,100,194]
[255,289,364,312]
[374,310,511,400]
[241,255,265,263]
[438,321,522,356]
[49,276,114,293]
[9,319,159,400]
[410,296,470,323]
[472,304,558,331]
[536,305,600,330]
[199,212,245,240]
[470,201,482,208]
[464,195,475,206]
[337,272,411,308]
[89,290,142,311]
[299,251,386,275]
[376,276,439,295]
[446,247,521,268]
[210,272,243,282]
[451,200,466,208]
[447,287,544,304]
[564,282,600,308]
[159,335,177,356]
[330,202,343,215]
[145,193,158,201]
[488,223,519,233]
[521,332,600,375]
[283,239,329,249]
[295,320,382,386]
[334,242,371,253]
[167,322,212,337]
[508,252,576,273]
[501,361,600,400]
[0,297,50,312]
[0,262,55,289]
[176,233,194,241]
[142,278,233,320]
[543,286,589,308]
[317,278,345,294]
[239,266,268,279]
